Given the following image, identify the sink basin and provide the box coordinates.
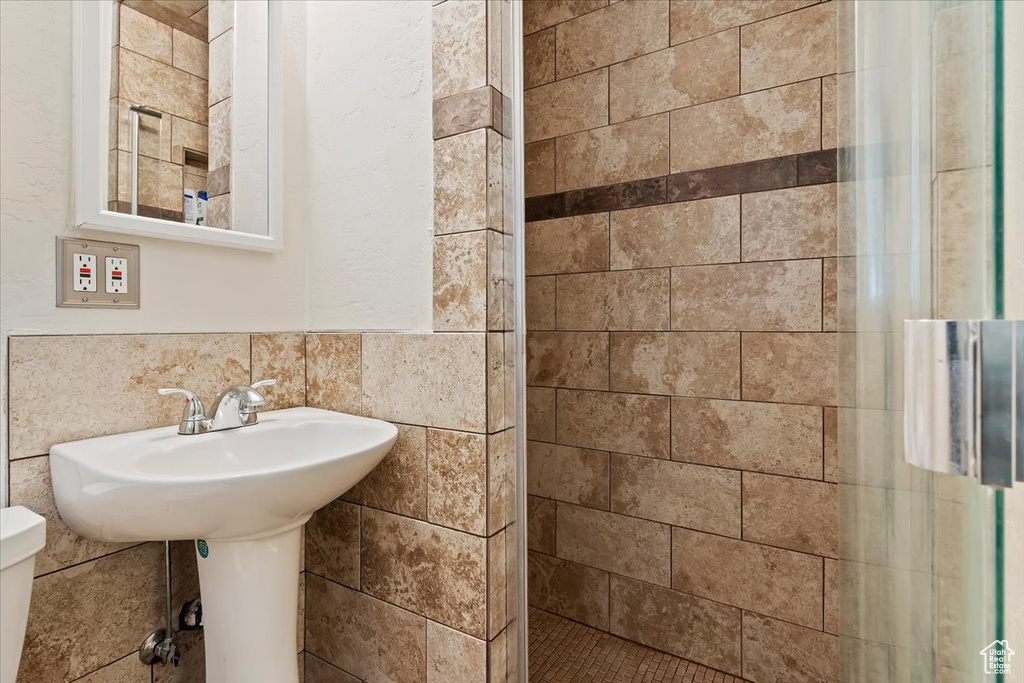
[49,407,397,683]
[51,407,397,542]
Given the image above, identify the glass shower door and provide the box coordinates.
[838,1,1022,681]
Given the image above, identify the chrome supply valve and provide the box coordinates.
[158,380,277,435]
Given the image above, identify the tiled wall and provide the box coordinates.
[206,0,231,229]
[109,1,210,223]
[523,1,839,681]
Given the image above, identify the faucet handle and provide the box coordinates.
[251,379,277,390]
[157,388,207,428]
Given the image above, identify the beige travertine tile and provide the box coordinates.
[427,620,487,683]
[669,0,817,45]
[487,333,507,433]
[524,27,555,89]
[670,79,820,173]
[488,431,512,533]
[208,0,234,40]
[742,184,837,261]
[743,472,838,557]
[486,129,503,231]
[823,257,837,332]
[529,551,610,629]
[609,575,742,675]
[823,406,838,482]
[742,332,837,405]
[556,389,670,458]
[486,230,507,330]
[488,529,508,637]
[526,386,556,442]
[672,528,824,628]
[525,213,609,276]
[171,116,208,164]
[740,2,837,92]
[524,0,607,35]
[528,495,557,554]
[556,114,669,191]
[433,0,487,99]
[611,454,741,536]
[525,140,555,197]
[435,129,487,235]
[556,0,668,79]
[742,611,839,683]
[526,331,609,390]
[9,456,136,576]
[825,558,839,634]
[173,28,208,79]
[610,196,739,269]
[527,441,609,508]
[305,333,361,415]
[19,544,164,682]
[556,269,670,331]
[116,151,184,211]
[671,260,823,331]
[362,508,487,637]
[306,575,426,683]
[822,74,837,149]
[209,98,231,169]
[250,333,305,409]
[488,628,508,683]
[115,97,172,160]
[208,29,232,106]
[556,502,671,585]
[120,5,172,64]
[8,334,249,459]
[673,398,823,479]
[610,29,739,122]
[305,653,361,683]
[306,499,360,589]
[427,428,487,534]
[525,69,608,143]
[343,424,427,520]
[361,333,486,432]
[526,275,556,330]
[609,331,740,399]
[434,231,488,331]
[76,652,150,683]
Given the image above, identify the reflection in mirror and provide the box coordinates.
[107,0,231,229]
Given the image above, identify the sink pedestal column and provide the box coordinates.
[195,524,303,683]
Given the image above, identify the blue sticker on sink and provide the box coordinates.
[197,539,209,558]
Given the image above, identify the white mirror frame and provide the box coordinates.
[72,0,283,252]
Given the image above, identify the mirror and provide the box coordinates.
[74,0,281,251]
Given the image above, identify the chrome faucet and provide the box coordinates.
[158,380,276,435]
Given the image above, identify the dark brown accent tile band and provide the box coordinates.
[525,149,838,222]
[433,85,504,140]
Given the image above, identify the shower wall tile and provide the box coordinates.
[527,496,557,554]
[670,260,823,332]
[433,0,487,99]
[433,85,502,140]
[524,0,606,35]
[525,213,609,276]
[740,2,837,92]
[742,184,837,261]
[342,424,428,521]
[427,428,488,534]
[672,398,824,479]
[609,331,740,399]
[526,386,557,442]
[173,29,208,80]
[76,653,150,683]
[742,611,840,683]
[669,80,821,173]
[556,502,671,586]
[525,275,556,329]
[610,454,741,537]
[526,331,609,390]
[434,231,488,330]
[609,575,742,675]
[554,0,668,79]
[556,114,669,191]
[305,333,362,415]
[525,140,556,196]
[524,68,608,143]
[528,551,610,630]
[825,558,840,634]
[556,389,670,458]
[527,441,609,508]
[305,653,360,683]
[120,5,172,65]
[306,575,427,683]
[8,334,250,459]
[669,0,816,45]
[427,620,488,683]
[555,268,670,331]
[361,508,488,637]
[435,129,488,235]
[609,29,739,122]
[672,528,824,629]
[487,529,509,637]
[609,196,739,269]
[306,499,361,590]
[743,472,839,558]
[742,332,838,405]
[251,333,306,409]
[523,27,555,88]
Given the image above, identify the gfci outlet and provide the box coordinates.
[106,256,128,294]
[57,237,140,308]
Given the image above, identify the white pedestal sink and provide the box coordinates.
[50,408,398,683]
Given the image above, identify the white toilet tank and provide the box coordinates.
[0,506,46,683]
